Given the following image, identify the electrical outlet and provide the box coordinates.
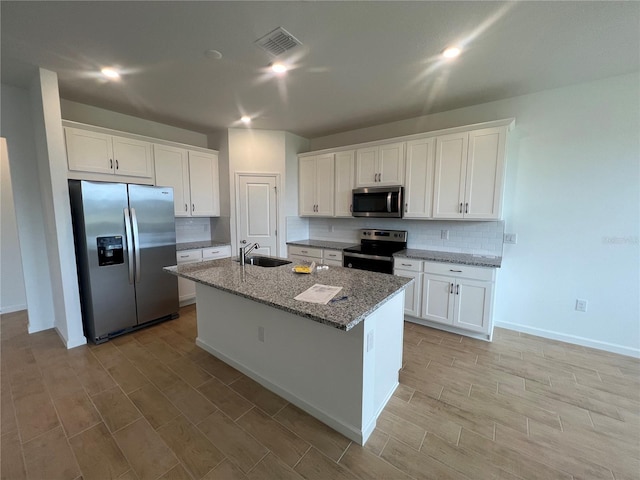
[441,229,449,240]
[366,331,374,352]
[504,233,518,244]
[258,326,265,342]
[575,299,588,312]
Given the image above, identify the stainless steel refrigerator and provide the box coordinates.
[69,180,179,343]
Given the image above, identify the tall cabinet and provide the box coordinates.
[155,145,220,217]
[433,126,507,220]
[299,153,335,216]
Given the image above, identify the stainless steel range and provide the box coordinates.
[343,229,407,274]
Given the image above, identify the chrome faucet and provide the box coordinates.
[239,241,260,266]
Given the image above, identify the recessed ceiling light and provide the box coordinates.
[240,116,251,124]
[205,49,223,60]
[101,67,120,79]
[442,46,461,59]
[271,62,287,74]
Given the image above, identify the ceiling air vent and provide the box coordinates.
[255,27,302,57]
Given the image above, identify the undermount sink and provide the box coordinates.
[245,256,292,267]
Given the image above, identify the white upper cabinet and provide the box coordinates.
[155,145,219,217]
[65,127,153,179]
[334,150,355,217]
[154,145,190,216]
[299,153,335,217]
[433,126,507,220]
[355,142,405,187]
[464,127,507,219]
[188,151,220,217]
[404,137,435,219]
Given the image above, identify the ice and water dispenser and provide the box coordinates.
[97,236,124,266]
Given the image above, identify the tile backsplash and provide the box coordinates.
[175,217,213,243]
[296,218,504,256]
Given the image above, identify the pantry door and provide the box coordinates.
[236,174,279,256]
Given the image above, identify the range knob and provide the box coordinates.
[347,263,353,268]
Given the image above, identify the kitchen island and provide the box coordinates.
[165,258,411,444]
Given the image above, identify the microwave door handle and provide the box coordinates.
[387,192,393,213]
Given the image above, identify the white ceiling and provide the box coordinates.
[2,1,638,138]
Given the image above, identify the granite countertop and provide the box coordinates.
[395,249,502,268]
[165,258,411,331]
[176,240,231,252]
[287,239,359,250]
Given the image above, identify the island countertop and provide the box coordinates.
[165,258,411,331]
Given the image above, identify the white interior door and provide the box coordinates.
[237,175,278,256]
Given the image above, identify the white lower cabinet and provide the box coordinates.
[177,245,231,304]
[288,245,343,267]
[395,259,496,338]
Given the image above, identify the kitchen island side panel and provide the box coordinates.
[194,283,404,444]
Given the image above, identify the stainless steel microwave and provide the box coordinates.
[352,186,403,218]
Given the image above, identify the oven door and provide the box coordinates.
[343,252,394,274]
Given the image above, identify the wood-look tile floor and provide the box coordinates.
[2,305,639,480]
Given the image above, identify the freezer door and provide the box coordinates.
[69,181,138,340]
[128,184,179,324]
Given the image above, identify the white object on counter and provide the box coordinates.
[294,284,343,304]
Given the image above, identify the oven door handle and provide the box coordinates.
[344,251,394,262]
[387,192,392,213]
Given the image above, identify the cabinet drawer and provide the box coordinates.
[177,249,202,263]
[289,254,315,264]
[323,249,343,262]
[288,245,323,259]
[394,257,423,272]
[202,245,231,259]
[323,259,343,267]
[423,261,495,282]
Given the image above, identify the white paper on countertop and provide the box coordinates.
[294,284,343,304]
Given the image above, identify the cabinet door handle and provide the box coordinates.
[450,283,454,294]
[110,159,113,169]
[465,202,469,214]
[185,204,188,212]
[456,284,460,295]
[350,204,353,212]
[405,203,408,210]
[192,203,195,212]
[115,159,119,170]
[459,203,463,213]
[449,269,462,273]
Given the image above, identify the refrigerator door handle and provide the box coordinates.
[131,207,142,283]
[123,208,134,285]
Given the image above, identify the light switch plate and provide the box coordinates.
[441,229,449,240]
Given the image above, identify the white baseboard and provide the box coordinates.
[495,320,640,359]
[0,304,27,314]
[196,337,367,444]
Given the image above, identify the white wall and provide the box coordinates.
[61,99,209,148]
[0,138,27,313]
[29,70,85,347]
[310,73,640,357]
[227,129,307,256]
[1,83,57,332]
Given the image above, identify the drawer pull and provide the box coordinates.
[301,250,308,253]
[179,255,189,258]
[449,269,462,273]
[327,254,337,257]
[401,263,412,267]
[210,250,219,254]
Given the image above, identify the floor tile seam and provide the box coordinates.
[193,406,273,462]
[189,454,227,480]
[243,449,272,476]
[340,439,421,480]
[290,444,313,470]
